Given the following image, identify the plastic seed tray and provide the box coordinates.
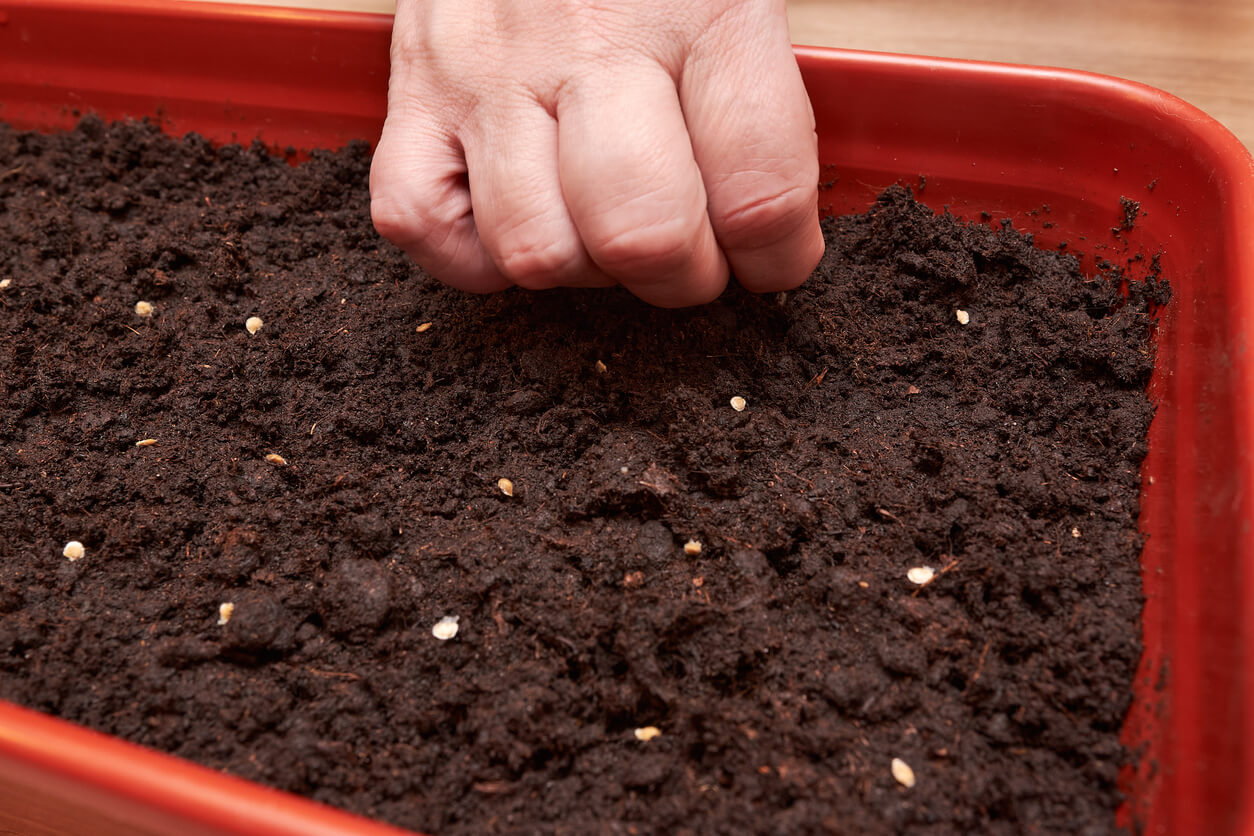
[2,2,1253,834]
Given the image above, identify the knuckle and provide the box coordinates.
[711,173,818,247]
[368,191,413,243]
[370,190,459,272]
[496,236,581,289]
[584,212,703,279]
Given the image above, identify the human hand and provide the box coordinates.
[370,0,823,308]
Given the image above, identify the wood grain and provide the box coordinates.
[787,0,1254,151]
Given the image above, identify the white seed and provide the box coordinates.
[619,466,629,475]
[217,602,235,625]
[432,615,460,641]
[265,453,287,466]
[955,309,970,326]
[245,316,264,335]
[498,478,514,497]
[134,300,154,318]
[415,321,432,333]
[683,539,703,556]
[729,396,747,412]
[906,566,935,585]
[1071,526,1082,538]
[135,438,158,447]
[62,541,85,562]
[0,278,11,290]
[891,757,916,788]
[634,726,662,742]
[595,360,608,374]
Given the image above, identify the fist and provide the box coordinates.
[370,0,823,307]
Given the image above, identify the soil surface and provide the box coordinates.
[0,118,1165,835]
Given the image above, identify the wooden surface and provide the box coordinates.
[210,0,1253,151]
[788,0,1254,151]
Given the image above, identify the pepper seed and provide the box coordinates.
[891,757,916,788]
[432,616,460,641]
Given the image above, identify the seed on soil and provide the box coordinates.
[1072,527,1082,538]
[432,616,460,641]
[245,316,264,335]
[595,360,607,374]
[134,300,154,317]
[906,385,921,396]
[956,309,971,325]
[634,726,662,742]
[730,396,747,412]
[415,321,432,333]
[891,757,916,788]
[265,453,287,466]
[906,566,935,585]
[62,541,85,562]
[0,278,10,290]
[135,438,158,447]
[217,602,235,625]
[498,478,514,497]
[684,539,703,556]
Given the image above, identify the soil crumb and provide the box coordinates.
[0,118,1165,835]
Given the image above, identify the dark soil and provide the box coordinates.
[0,117,1165,835]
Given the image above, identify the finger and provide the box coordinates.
[462,101,615,290]
[680,12,824,293]
[370,110,511,294]
[557,63,729,308]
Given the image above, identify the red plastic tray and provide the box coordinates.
[2,2,1253,834]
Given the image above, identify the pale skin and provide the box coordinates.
[370,0,824,308]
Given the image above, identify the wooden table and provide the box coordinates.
[788,0,1254,151]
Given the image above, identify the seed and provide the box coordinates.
[265,453,287,466]
[0,278,10,290]
[634,726,662,742]
[415,321,432,333]
[62,541,85,562]
[891,757,916,788]
[1071,527,1081,538]
[245,316,264,335]
[595,360,607,374]
[906,566,935,585]
[955,309,970,326]
[432,615,460,641]
[857,581,869,589]
[729,396,747,412]
[498,478,514,497]
[683,539,702,556]
[135,438,158,447]
[134,300,154,317]
[906,385,921,396]
[217,602,235,625]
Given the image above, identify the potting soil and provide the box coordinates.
[0,118,1164,835]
